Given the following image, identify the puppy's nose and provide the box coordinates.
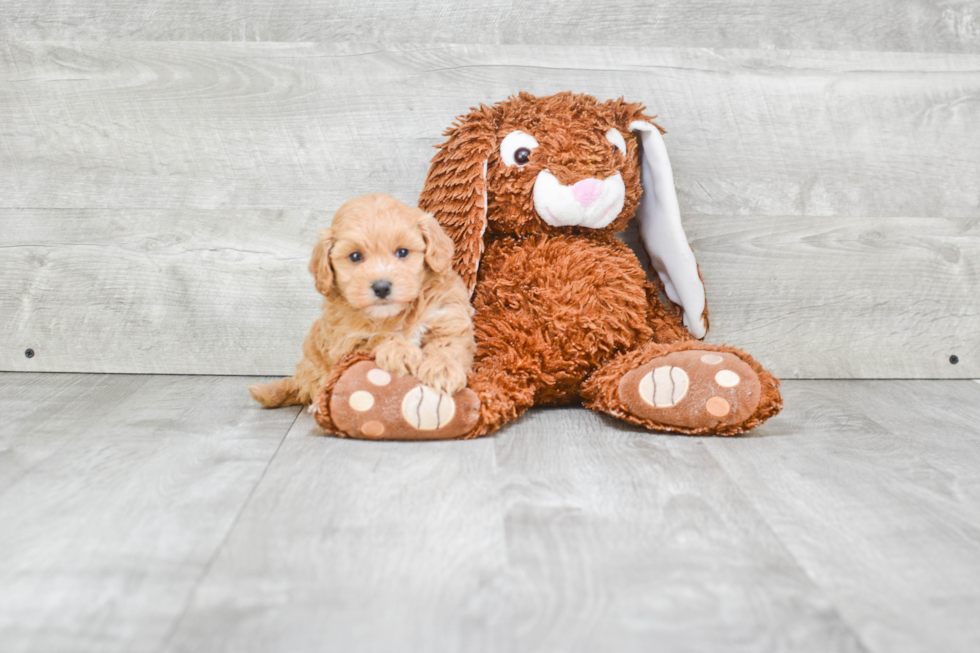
[371,280,392,299]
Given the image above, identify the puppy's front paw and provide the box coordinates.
[416,355,468,395]
[375,339,424,376]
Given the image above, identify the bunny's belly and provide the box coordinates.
[472,234,655,403]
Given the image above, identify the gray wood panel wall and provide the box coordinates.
[2,5,979,378]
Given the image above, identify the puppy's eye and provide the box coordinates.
[395,248,409,259]
[348,252,363,263]
[500,130,539,167]
[606,128,627,153]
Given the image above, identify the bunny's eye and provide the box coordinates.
[606,128,627,153]
[500,130,539,167]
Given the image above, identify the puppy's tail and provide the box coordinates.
[249,377,303,408]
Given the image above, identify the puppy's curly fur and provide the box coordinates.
[249,193,475,408]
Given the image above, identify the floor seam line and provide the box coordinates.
[0,374,151,501]
[153,407,302,653]
[699,439,876,653]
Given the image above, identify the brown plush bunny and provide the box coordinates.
[314,92,782,439]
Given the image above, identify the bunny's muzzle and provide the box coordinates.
[532,171,626,229]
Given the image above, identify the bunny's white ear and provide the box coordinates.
[629,121,707,339]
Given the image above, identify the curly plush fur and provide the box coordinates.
[315,93,782,438]
[250,193,474,408]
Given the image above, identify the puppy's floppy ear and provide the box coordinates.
[418,212,454,275]
[418,103,500,294]
[309,228,335,296]
[629,120,708,339]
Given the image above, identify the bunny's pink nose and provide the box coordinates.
[571,178,604,207]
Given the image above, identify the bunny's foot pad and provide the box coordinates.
[323,360,479,440]
[618,350,761,431]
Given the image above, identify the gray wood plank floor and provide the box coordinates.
[2,373,979,652]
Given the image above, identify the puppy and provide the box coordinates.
[249,193,475,408]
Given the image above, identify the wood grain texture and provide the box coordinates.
[162,411,510,653]
[0,372,151,494]
[2,43,979,378]
[688,215,980,379]
[491,407,866,652]
[3,374,980,651]
[1,0,979,53]
[0,373,299,653]
[1,44,978,218]
[705,379,980,653]
[0,208,327,375]
[3,211,976,377]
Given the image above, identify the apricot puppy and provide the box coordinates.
[249,193,475,408]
